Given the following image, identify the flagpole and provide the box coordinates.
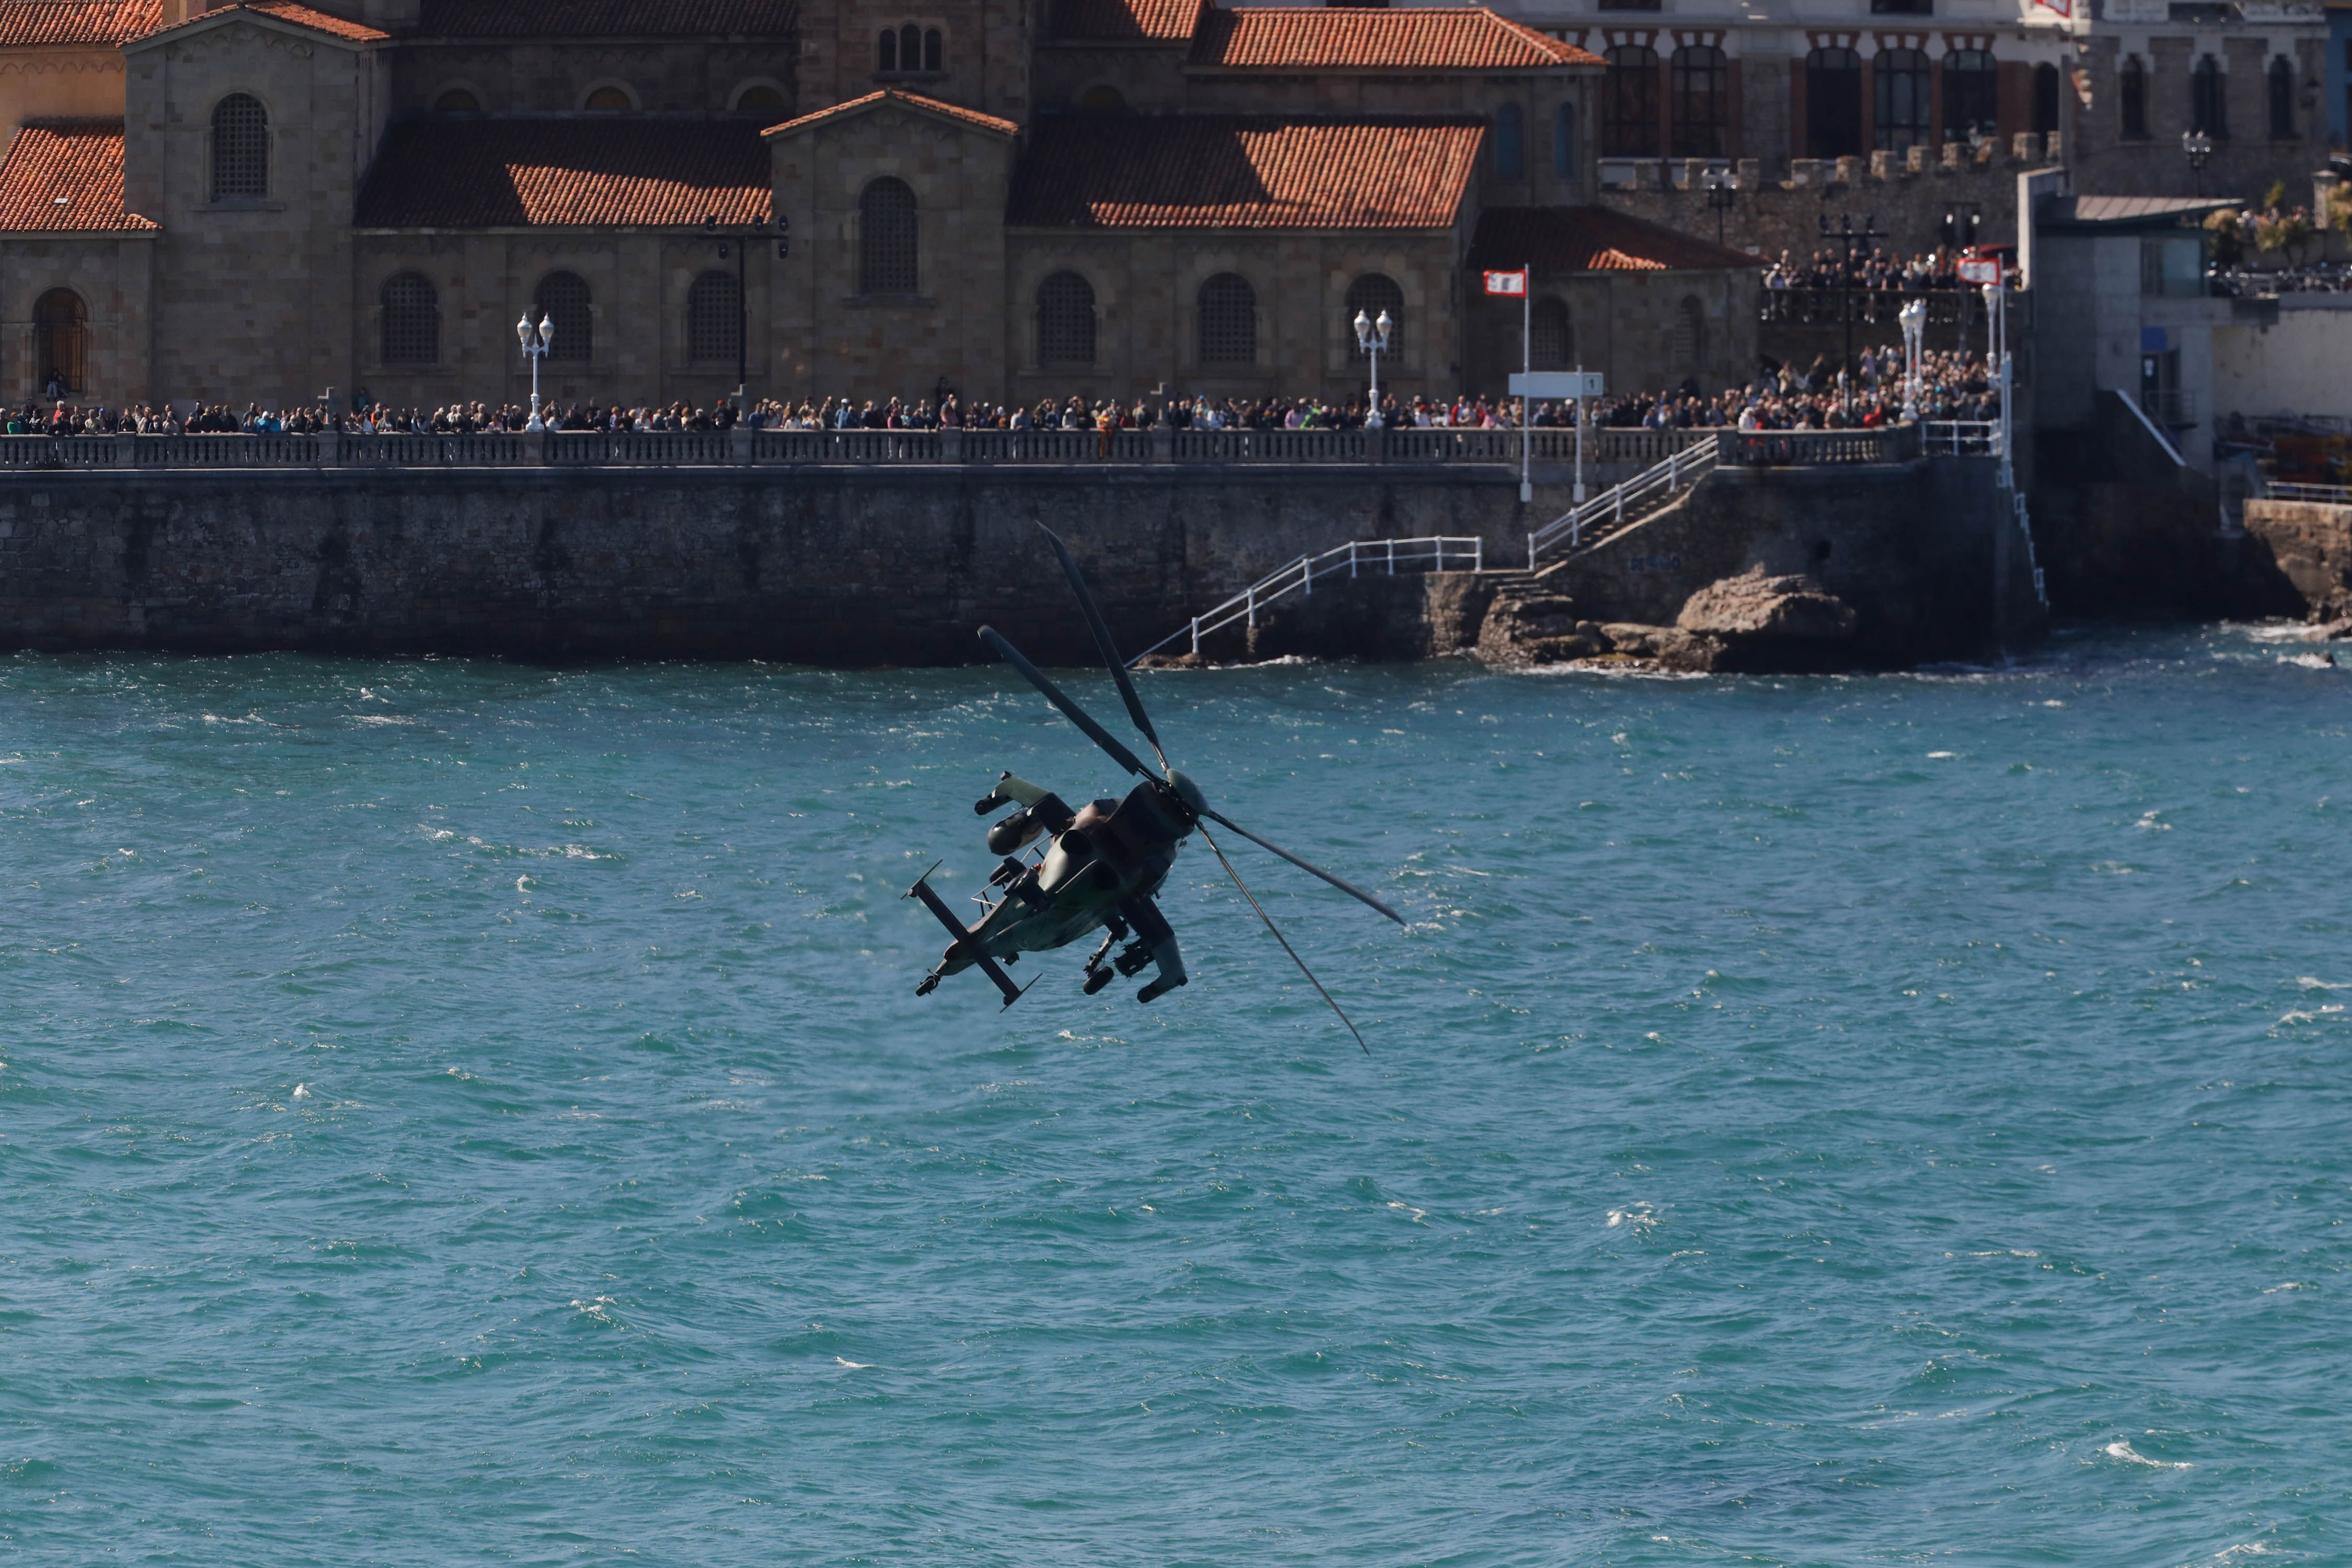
[1519,266,1531,504]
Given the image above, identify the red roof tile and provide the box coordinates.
[1469,206,1762,273]
[1009,116,1481,230]
[0,120,158,231]
[234,0,387,38]
[1048,0,1199,44]
[356,118,770,227]
[765,88,1017,139]
[0,0,158,47]
[1189,7,1599,72]
[412,0,797,36]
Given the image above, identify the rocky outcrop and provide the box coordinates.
[1473,566,1862,673]
[2241,500,2352,624]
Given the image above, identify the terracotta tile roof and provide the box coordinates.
[232,0,387,39]
[355,118,770,227]
[0,120,158,231]
[1048,0,1199,44]
[765,88,1017,139]
[1009,116,1481,230]
[412,0,798,36]
[1469,206,1762,273]
[1188,7,1599,72]
[0,0,158,47]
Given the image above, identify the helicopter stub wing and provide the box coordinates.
[905,863,1033,1008]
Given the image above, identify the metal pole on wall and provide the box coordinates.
[1574,367,1586,505]
[1519,269,1531,504]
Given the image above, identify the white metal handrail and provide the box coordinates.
[2263,480,2352,504]
[1128,535,1483,663]
[1525,432,1719,569]
[1921,420,2000,456]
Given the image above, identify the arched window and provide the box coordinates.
[1077,84,1127,114]
[379,272,438,365]
[584,84,632,111]
[210,93,267,201]
[688,270,741,363]
[924,27,942,72]
[2268,56,2295,139]
[1602,45,1658,157]
[859,177,918,294]
[1875,47,1931,151]
[1036,271,1095,365]
[878,27,896,72]
[1197,273,1255,366]
[34,289,86,394]
[1670,295,1704,374]
[1345,273,1403,362]
[1493,102,1525,178]
[735,83,787,117]
[1670,45,1727,157]
[1943,49,1998,143]
[2032,62,2061,136]
[1530,297,1572,371]
[2119,54,2148,139]
[900,24,920,72]
[1805,47,1863,158]
[433,87,481,115]
[534,271,592,362]
[1553,100,1576,177]
[2192,55,2226,137]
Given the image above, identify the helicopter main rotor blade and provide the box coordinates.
[1035,524,1171,776]
[1199,823,1369,1055]
[978,626,1152,780]
[1197,806,1403,926]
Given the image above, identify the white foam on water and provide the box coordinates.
[2276,652,2338,670]
[1607,1203,1658,1232]
[2297,977,2346,990]
[1387,1201,1428,1225]
[570,1296,620,1325]
[1927,751,1958,759]
[2136,811,2170,831]
[291,1084,310,1100]
[2104,1439,2191,1470]
[833,1356,871,1369]
[2262,1282,2312,1294]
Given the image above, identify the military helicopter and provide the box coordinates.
[905,524,1403,1048]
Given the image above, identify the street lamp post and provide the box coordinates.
[1702,166,1737,247]
[705,212,780,408]
[1898,297,1926,423]
[2181,129,2213,198]
[1353,307,1392,426]
[515,310,552,431]
[1819,211,1884,423]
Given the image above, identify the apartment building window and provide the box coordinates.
[1670,45,1727,157]
[859,177,919,293]
[1494,102,1525,177]
[2192,54,2227,136]
[1602,45,1659,156]
[379,273,438,364]
[2119,54,2149,138]
[1554,100,1576,176]
[1197,273,1256,365]
[1806,47,1862,158]
[1875,47,1931,151]
[687,271,741,363]
[534,271,592,362]
[34,289,85,394]
[2267,56,2295,138]
[1036,271,1096,366]
[1530,298,1572,369]
[1944,49,1998,142]
[2033,62,2061,135]
[210,93,268,200]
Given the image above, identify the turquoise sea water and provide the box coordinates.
[1,626,2346,1566]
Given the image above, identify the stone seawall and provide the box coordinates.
[0,465,1562,665]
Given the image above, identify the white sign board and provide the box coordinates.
[1509,371,1605,399]
[1956,258,2004,285]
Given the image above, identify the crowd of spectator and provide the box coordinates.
[6,347,2003,443]
[1763,246,1981,295]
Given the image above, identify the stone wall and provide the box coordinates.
[0,463,1562,662]
[2241,499,2352,622]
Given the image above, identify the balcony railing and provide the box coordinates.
[0,426,1724,472]
[1719,424,1926,466]
[1761,287,1969,328]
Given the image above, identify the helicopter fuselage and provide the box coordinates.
[915,773,1194,1004]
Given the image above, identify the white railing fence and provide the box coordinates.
[1128,536,1483,663]
[1526,433,1720,569]
[1921,420,2000,457]
[2262,479,2352,504]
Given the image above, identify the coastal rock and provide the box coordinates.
[1475,592,1610,664]
[1676,567,1859,641]
[1601,622,1724,672]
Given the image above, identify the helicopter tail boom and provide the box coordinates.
[906,863,1032,1008]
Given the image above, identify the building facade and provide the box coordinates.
[0,0,1760,414]
[1467,0,2331,202]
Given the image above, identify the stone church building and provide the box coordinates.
[0,0,1758,412]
